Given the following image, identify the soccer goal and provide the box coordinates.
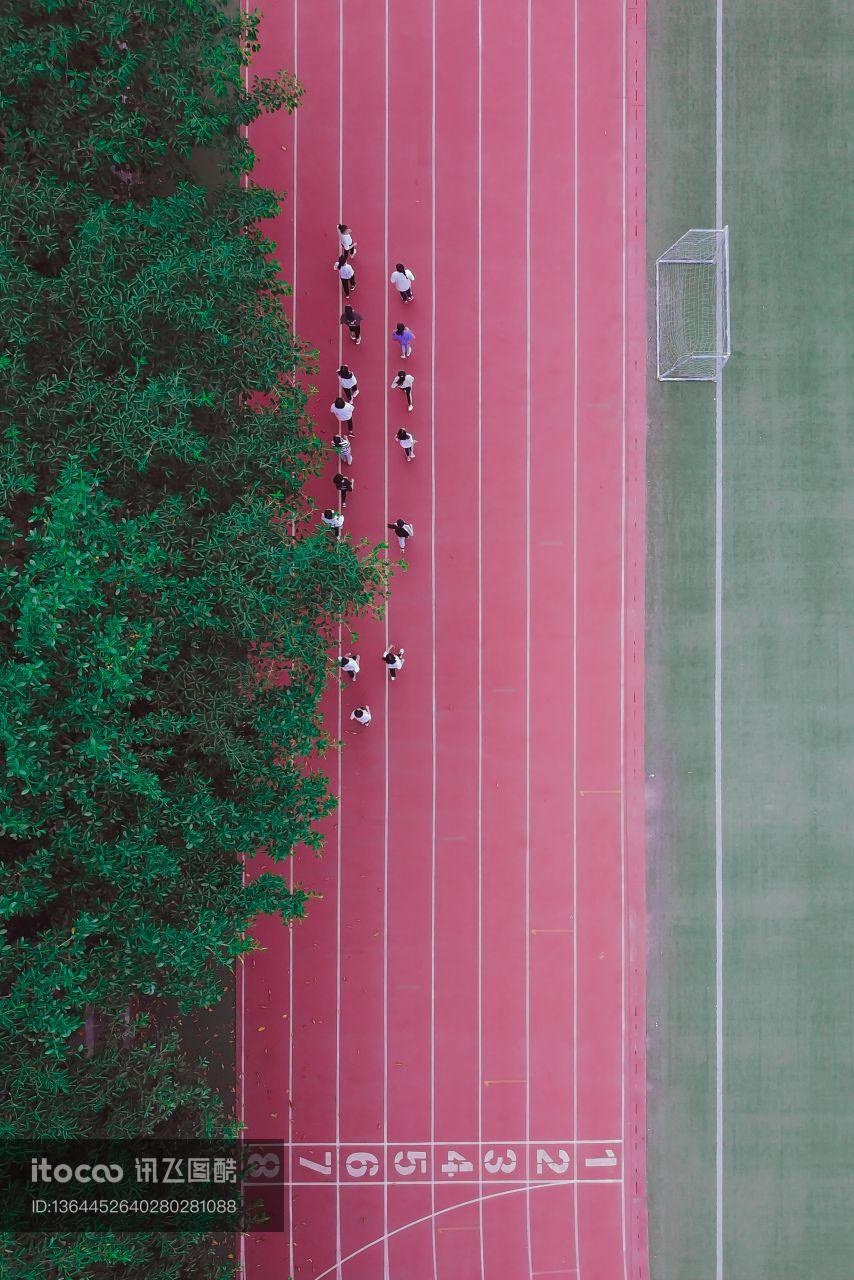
[655,227,731,381]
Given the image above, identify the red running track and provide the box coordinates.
[238,2,648,1277]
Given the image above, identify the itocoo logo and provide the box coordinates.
[30,1158,124,1184]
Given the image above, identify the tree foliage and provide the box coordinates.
[0,1,386,1275]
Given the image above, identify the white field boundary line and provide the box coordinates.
[311,1182,616,1280]
[571,0,582,1275]
[525,1,534,1277]
[477,3,487,1277]
[619,1,629,1277]
[714,0,725,1278]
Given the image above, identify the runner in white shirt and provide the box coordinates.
[321,508,345,538]
[336,363,359,401]
[334,254,356,297]
[337,223,357,257]
[395,428,416,461]
[339,653,360,682]
[331,397,355,429]
[391,370,415,410]
[382,645,406,681]
[390,262,415,302]
[350,704,372,727]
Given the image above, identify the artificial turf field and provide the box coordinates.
[646,0,853,1276]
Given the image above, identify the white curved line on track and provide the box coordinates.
[311,1180,618,1280]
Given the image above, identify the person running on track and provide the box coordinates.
[382,645,406,681]
[341,305,363,345]
[332,433,352,465]
[390,262,415,303]
[321,508,345,538]
[337,363,359,402]
[334,254,356,297]
[350,704,372,727]
[331,396,355,430]
[392,322,414,358]
[339,653,360,681]
[387,518,414,551]
[395,427,416,461]
[333,472,354,506]
[337,223,357,257]
[390,370,415,410]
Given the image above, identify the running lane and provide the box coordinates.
[241,2,648,1278]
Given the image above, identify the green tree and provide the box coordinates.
[0,467,383,1051]
[0,0,299,192]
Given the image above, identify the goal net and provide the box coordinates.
[655,227,731,380]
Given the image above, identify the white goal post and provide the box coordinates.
[655,227,731,381]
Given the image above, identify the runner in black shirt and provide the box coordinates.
[334,473,354,507]
[341,305,363,344]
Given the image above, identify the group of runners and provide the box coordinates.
[322,223,419,729]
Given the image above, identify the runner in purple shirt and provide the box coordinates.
[391,322,414,358]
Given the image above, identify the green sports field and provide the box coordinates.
[646,0,853,1276]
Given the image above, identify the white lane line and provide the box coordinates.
[311,1183,612,1280]
[239,908,246,1280]
[715,2,725,1279]
[292,0,299,313]
[429,3,440,1276]
[289,6,299,1275]
[477,3,487,1278]
[289,828,296,1280]
[571,0,582,1274]
[336,5,345,1276]
[338,0,344,218]
[619,2,628,1278]
[384,3,393,1276]
[525,0,534,1277]
[335,5,345,1269]
[335,646,344,1280]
